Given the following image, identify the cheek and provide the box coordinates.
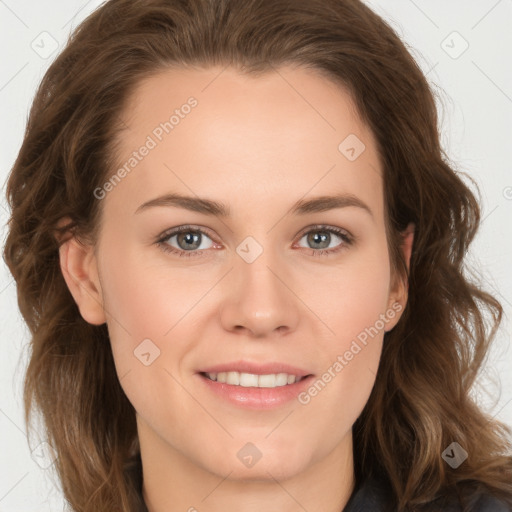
[98,251,203,426]
[308,243,392,344]
[300,244,391,412]
[97,244,222,409]
[98,231,209,336]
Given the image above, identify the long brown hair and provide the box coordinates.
[3,0,512,510]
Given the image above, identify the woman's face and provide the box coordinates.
[62,65,412,482]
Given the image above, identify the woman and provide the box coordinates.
[3,0,512,510]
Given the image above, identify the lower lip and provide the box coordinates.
[197,373,314,410]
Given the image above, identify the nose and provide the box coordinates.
[219,247,301,338]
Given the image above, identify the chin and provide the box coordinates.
[201,442,310,482]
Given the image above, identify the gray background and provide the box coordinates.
[1,0,511,510]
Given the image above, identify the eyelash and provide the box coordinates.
[155,224,354,258]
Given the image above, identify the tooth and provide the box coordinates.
[206,371,303,387]
[275,373,288,386]
[239,373,259,387]
[258,374,276,387]
[226,371,240,385]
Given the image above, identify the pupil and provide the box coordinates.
[309,231,329,249]
[179,232,200,250]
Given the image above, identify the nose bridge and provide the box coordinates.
[220,232,300,336]
[236,233,287,304]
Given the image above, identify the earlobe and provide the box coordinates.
[55,219,106,326]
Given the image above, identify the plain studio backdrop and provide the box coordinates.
[0,1,511,510]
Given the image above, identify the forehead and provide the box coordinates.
[105,65,384,223]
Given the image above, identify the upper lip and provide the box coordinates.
[198,360,313,377]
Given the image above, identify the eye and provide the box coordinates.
[294,225,353,256]
[156,225,216,258]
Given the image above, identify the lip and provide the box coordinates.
[196,360,315,410]
[197,373,315,410]
[198,360,312,377]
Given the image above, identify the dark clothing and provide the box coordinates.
[343,472,512,512]
[127,454,511,511]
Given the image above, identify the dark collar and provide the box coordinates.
[343,471,512,512]
[342,471,395,512]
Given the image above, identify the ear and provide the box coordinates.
[54,217,106,325]
[385,222,415,331]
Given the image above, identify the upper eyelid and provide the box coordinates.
[296,224,350,237]
[158,225,218,242]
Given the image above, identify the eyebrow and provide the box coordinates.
[134,192,373,218]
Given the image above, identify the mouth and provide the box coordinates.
[200,371,310,388]
[196,362,315,409]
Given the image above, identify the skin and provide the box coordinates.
[58,65,414,512]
